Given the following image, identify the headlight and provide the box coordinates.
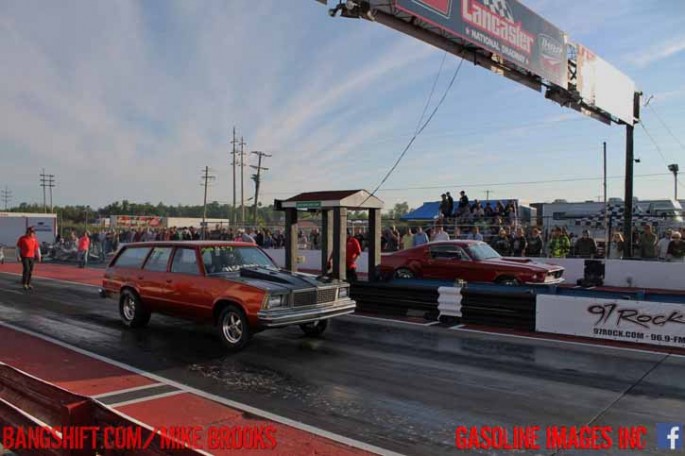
[266,294,286,309]
[338,287,349,299]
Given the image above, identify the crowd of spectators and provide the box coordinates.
[49,219,684,264]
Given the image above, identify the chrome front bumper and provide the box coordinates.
[257,299,356,328]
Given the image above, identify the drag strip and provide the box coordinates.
[1,274,684,455]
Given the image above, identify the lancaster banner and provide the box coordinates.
[394,0,568,88]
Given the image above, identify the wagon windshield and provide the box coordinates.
[201,246,276,274]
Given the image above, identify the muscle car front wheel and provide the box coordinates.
[119,289,151,328]
[218,305,251,351]
[299,319,328,337]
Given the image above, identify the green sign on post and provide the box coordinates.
[296,201,322,209]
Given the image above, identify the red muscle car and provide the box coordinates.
[100,241,355,351]
[379,240,564,285]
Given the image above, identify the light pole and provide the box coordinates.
[668,164,679,200]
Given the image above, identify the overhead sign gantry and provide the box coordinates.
[318,0,642,256]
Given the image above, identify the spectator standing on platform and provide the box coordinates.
[458,191,469,213]
[657,230,672,261]
[574,230,597,258]
[446,192,454,219]
[667,232,684,262]
[525,228,543,257]
[511,228,527,257]
[413,227,429,247]
[16,227,41,290]
[639,225,658,260]
[77,231,90,268]
[439,194,450,219]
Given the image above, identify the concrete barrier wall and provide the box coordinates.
[544,258,685,291]
[265,249,685,291]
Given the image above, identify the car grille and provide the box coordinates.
[293,288,337,307]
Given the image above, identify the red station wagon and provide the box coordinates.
[380,240,564,285]
[100,241,356,351]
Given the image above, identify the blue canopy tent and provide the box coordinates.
[401,199,525,222]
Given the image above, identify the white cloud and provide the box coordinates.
[628,36,685,68]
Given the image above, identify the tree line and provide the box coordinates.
[8,201,412,225]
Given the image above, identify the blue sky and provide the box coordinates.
[1,0,684,211]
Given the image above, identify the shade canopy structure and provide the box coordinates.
[275,190,384,281]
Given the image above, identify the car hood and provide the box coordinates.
[479,257,564,272]
[214,267,343,293]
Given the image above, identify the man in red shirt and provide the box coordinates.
[16,226,41,290]
[346,229,362,282]
[77,231,91,268]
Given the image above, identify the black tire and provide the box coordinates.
[119,289,151,328]
[394,268,415,279]
[299,319,328,337]
[217,305,251,351]
[495,276,521,286]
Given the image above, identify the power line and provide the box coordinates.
[646,103,685,152]
[414,52,447,135]
[364,57,465,203]
[638,120,670,167]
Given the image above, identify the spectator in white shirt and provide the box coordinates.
[657,230,672,260]
[432,225,450,242]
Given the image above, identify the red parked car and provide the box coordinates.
[100,241,355,351]
[379,240,564,285]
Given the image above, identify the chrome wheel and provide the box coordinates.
[222,312,243,344]
[122,296,136,321]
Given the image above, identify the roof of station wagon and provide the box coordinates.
[121,241,259,248]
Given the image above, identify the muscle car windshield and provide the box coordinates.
[201,246,276,274]
[466,243,501,261]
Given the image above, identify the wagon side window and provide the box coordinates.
[113,247,151,269]
[171,248,201,275]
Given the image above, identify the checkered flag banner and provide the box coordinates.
[573,203,663,228]
[482,0,515,22]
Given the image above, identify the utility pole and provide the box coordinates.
[40,169,48,213]
[230,127,238,226]
[239,136,247,226]
[622,92,641,259]
[1,187,12,210]
[603,142,609,258]
[47,174,55,213]
[485,190,493,201]
[250,151,272,225]
[201,166,216,240]
[669,164,679,200]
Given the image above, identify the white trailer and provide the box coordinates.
[0,213,57,246]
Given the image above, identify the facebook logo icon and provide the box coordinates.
[657,423,683,450]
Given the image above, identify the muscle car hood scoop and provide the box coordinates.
[239,267,320,289]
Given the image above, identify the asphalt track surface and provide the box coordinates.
[0,272,684,455]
